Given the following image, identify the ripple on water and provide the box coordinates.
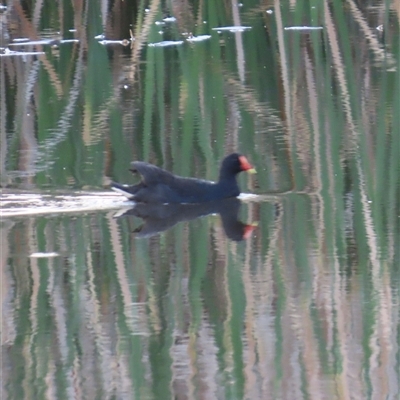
[0,191,132,217]
[148,40,184,48]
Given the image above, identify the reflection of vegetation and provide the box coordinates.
[1,1,399,399]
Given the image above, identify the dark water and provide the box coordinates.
[1,1,399,399]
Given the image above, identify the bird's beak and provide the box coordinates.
[239,155,256,174]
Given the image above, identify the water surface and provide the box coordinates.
[1,1,399,399]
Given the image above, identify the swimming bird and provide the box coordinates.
[111,153,255,204]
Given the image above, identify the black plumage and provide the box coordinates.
[112,153,255,204]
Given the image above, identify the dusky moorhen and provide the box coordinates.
[112,153,255,204]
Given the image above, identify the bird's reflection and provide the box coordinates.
[114,198,256,241]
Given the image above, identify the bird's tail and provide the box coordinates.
[111,182,139,199]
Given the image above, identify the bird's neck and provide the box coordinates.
[218,170,237,183]
[217,174,240,194]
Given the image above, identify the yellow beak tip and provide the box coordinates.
[247,168,257,174]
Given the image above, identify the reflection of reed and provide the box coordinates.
[2,191,399,399]
[243,202,282,399]
[11,2,63,96]
[25,220,40,394]
[1,0,399,399]
[324,6,397,398]
[346,0,395,67]
[130,0,161,76]
[226,76,284,133]
[0,59,7,185]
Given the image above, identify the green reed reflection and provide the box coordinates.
[1,0,399,399]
